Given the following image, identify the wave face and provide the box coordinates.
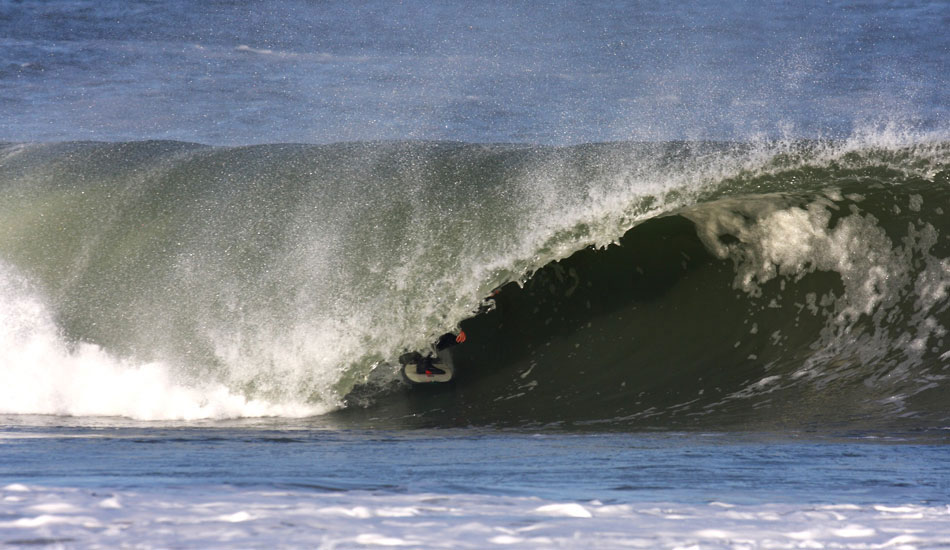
[1,135,948,427]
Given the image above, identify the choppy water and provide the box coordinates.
[2,425,950,549]
[1,0,946,145]
[1,0,948,548]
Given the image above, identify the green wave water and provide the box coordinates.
[0,134,947,427]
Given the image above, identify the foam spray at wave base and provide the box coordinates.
[0,133,948,428]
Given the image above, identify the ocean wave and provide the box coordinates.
[0,135,947,426]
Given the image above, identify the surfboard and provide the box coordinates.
[403,362,454,383]
[401,349,455,384]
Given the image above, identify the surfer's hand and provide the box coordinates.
[456,331,467,343]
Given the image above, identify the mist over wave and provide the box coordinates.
[0,130,947,427]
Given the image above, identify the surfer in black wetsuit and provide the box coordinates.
[398,287,498,377]
[399,331,466,376]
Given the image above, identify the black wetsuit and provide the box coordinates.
[416,355,445,375]
[400,332,460,375]
[435,332,459,351]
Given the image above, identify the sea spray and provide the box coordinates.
[0,261,326,419]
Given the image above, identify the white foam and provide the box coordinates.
[354,533,411,546]
[98,496,122,509]
[0,487,937,550]
[29,502,81,513]
[833,524,876,537]
[236,44,276,55]
[535,503,592,518]
[0,263,328,421]
[684,177,950,394]
[217,511,253,523]
[489,534,524,544]
[7,514,100,528]
[874,505,918,513]
[319,505,373,519]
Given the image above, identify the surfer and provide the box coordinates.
[400,331,466,376]
[398,287,497,381]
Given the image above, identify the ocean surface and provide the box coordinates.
[1,0,949,548]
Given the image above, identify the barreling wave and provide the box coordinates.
[0,132,948,429]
